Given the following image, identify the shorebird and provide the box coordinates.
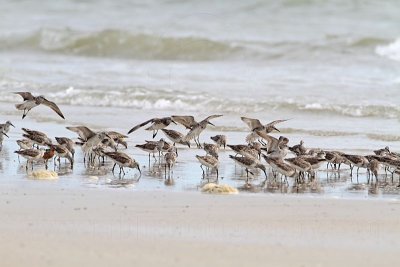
[210,135,226,149]
[289,140,307,156]
[42,146,56,169]
[241,117,288,144]
[67,126,112,163]
[256,131,289,153]
[263,155,296,184]
[203,143,219,158]
[170,115,199,129]
[127,117,176,138]
[367,159,380,183]
[229,155,267,183]
[22,128,48,138]
[174,115,223,148]
[14,92,65,119]
[227,144,259,159]
[300,152,326,170]
[106,131,128,149]
[53,144,74,169]
[22,130,52,148]
[374,156,400,181]
[342,154,369,176]
[14,148,45,170]
[265,143,289,159]
[143,139,169,157]
[16,139,33,150]
[0,131,9,151]
[374,146,390,156]
[161,129,190,148]
[164,149,177,177]
[66,126,96,142]
[135,142,159,162]
[0,121,15,134]
[324,150,346,170]
[104,151,141,178]
[196,155,219,180]
[285,157,313,181]
[55,137,75,158]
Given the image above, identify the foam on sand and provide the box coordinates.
[31,169,58,180]
[201,183,238,194]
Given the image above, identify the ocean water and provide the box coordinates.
[0,1,399,147]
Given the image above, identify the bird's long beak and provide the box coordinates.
[263,170,268,180]
[273,126,280,132]
[172,120,177,125]
[137,166,142,176]
[208,121,215,126]
[2,132,9,138]
[10,123,15,128]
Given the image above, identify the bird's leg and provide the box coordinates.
[200,165,205,179]
[197,136,202,148]
[112,163,116,174]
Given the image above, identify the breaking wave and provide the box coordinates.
[0,86,399,119]
[0,28,391,61]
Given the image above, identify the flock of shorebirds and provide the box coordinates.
[1,92,400,187]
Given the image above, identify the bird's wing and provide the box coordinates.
[14,92,35,101]
[203,114,223,122]
[127,118,154,134]
[22,128,47,137]
[66,126,96,141]
[171,115,197,129]
[264,119,289,128]
[41,98,65,119]
[255,130,277,143]
[105,152,131,164]
[241,117,262,130]
[107,131,128,139]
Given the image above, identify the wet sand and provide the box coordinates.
[1,187,399,267]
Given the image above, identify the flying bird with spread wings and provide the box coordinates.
[241,117,288,144]
[127,117,176,138]
[14,92,65,119]
[172,115,223,148]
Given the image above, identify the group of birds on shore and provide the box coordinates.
[1,92,400,188]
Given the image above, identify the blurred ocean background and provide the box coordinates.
[0,0,399,149]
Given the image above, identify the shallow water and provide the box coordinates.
[0,105,399,200]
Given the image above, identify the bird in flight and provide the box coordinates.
[14,92,65,120]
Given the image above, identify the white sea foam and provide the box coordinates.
[375,38,400,62]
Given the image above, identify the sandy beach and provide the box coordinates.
[1,186,399,267]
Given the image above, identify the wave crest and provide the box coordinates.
[375,38,400,62]
[1,86,398,119]
[1,28,243,61]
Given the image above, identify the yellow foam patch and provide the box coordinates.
[31,169,58,180]
[201,183,238,194]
